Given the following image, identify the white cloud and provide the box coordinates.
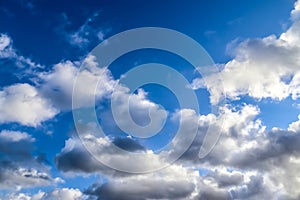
[0,33,42,69]
[192,0,300,105]
[39,188,84,200]
[0,83,58,127]
[0,168,52,190]
[0,130,34,142]
[39,55,116,110]
[288,115,300,132]
[110,86,168,138]
[291,0,300,22]
[58,12,108,48]
[0,33,11,51]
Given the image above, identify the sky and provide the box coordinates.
[1,0,300,199]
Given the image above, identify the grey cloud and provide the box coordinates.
[85,176,196,200]
[55,136,146,174]
[55,139,111,174]
[112,137,146,152]
[0,130,59,190]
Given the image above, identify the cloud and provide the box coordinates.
[55,135,200,199]
[153,102,300,199]
[1,188,86,200]
[38,55,116,110]
[0,33,42,69]
[0,130,60,190]
[55,134,160,174]
[38,188,85,200]
[288,115,300,132]
[108,86,168,138]
[52,101,300,199]
[0,34,11,51]
[57,12,108,49]
[84,165,199,200]
[0,48,167,129]
[55,137,112,174]
[192,0,300,105]
[0,83,58,127]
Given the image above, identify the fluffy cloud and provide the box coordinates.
[108,86,168,138]
[1,188,86,200]
[85,165,199,200]
[55,135,201,199]
[0,130,60,190]
[39,55,116,110]
[0,83,58,126]
[177,104,300,199]
[288,115,300,132]
[53,101,300,199]
[55,133,163,174]
[0,34,56,127]
[55,136,112,174]
[0,50,167,129]
[192,1,300,105]
[38,188,85,200]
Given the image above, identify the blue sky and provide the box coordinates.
[1,0,300,199]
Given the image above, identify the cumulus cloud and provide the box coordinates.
[1,188,86,200]
[38,188,85,200]
[85,165,199,200]
[178,103,300,199]
[0,130,60,190]
[192,0,300,105]
[288,115,300,132]
[0,83,58,126]
[109,86,168,138]
[38,56,115,110]
[0,50,167,129]
[55,132,163,174]
[55,136,112,174]
[53,102,300,199]
[55,135,201,199]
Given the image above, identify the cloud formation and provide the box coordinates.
[0,130,60,190]
[0,84,58,126]
[192,1,300,105]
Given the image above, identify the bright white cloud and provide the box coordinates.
[0,83,58,127]
[38,188,84,200]
[39,55,116,110]
[192,1,300,105]
[288,115,300,132]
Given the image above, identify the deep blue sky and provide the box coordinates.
[0,0,295,65]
